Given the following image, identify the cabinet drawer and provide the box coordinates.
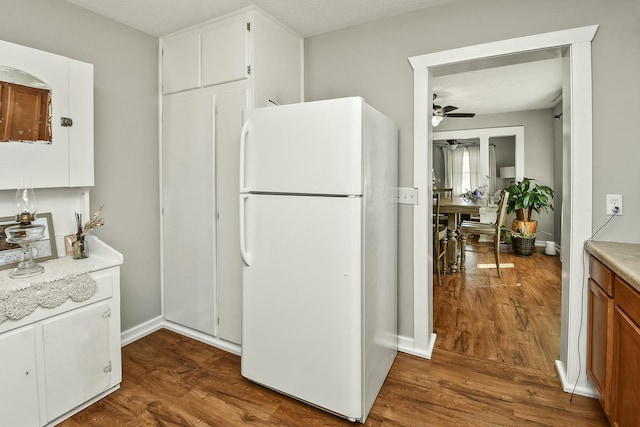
[615,277,640,325]
[590,256,614,297]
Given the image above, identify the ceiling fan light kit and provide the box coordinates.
[432,93,476,126]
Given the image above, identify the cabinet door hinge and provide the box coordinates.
[102,308,112,318]
[61,117,73,127]
[247,22,251,31]
[247,65,251,75]
[103,361,112,373]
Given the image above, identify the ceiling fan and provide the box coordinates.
[432,94,476,126]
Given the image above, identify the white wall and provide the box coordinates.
[305,0,640,339]
[0,0,161,331]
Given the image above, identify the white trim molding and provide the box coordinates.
[408,25,598,397]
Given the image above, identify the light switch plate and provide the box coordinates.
[397,187,418,205]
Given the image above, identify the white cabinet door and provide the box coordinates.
[42,301,112,422]
[201,19,249,87]
[162,91,216,335]
[162,33,201,94]
[216,88,248,345]
[0,326,40,427]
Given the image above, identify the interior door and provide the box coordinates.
[162,90,216,335]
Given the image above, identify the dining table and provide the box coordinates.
[438,196,493,273]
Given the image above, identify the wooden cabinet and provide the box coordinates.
[0,238,122,426]
[611,277,640,427]
[587,252,640,426]
[587,273,614,415]
[0,39,94,189]
[160,7,301,349]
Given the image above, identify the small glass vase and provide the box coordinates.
[72,235,89,259]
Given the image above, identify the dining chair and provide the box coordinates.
[458,190,509,278]
[433,187,453,198]
[433,193,448,286]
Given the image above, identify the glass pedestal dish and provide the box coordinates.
[5,223,46,278]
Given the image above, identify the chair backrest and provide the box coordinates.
[434,187,453,199]
[495,190,510,228]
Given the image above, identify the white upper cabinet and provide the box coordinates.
[201,17,250,87]
[0,39,93,190]
[161,34,200,94]
[162,15,250,95]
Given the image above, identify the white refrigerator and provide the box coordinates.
[239,97,398,423]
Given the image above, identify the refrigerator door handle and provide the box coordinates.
[239,193,251,266]
[239,119,250,193]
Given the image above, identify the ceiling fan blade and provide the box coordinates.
[444,112,476,118]
[441,105,458,114]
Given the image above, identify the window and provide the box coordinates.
[461,149,471,192]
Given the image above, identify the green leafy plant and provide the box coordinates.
[505,177,554,222]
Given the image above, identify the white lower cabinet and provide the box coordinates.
[0,239,122,426]
[43,300,113,422]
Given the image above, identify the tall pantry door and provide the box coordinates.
[162,91,216,335]
[216,87,248,344]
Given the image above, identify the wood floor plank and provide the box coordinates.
[58,243,607,426]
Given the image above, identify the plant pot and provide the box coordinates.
[511,219,538,235]
[512,236,536,257]
[499,242,512,252]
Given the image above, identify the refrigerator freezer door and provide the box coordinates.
[241,194,363,420]
[242,97,363,196]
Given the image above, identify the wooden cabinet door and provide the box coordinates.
[587,278,614,415]
[0,82,51,142]
[0,326,40,427]
[42,301,112,422]
[162,90,216,335]
[612,306,640,427]
[201,18,250,88]
[162,33,201,94]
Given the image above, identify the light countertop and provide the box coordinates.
[585,240,640,293]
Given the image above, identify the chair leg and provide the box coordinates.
[494,235,502,278]
[459,233,468,271]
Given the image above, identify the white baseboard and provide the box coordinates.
[397,333,436,359]
[120,315,164,346]
[555,359,599,399]
[163,321,242,356]
[120,317,241,355]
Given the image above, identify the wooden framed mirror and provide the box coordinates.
[0,66,52,143]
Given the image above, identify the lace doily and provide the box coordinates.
[0,258,99,324]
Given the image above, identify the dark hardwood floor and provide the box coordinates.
[434,239,563,376]
[59,243,608,426]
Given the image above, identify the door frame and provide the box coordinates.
[408,25,598,397]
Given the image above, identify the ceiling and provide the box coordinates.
[64,0,562,116]
[63,0,452,38]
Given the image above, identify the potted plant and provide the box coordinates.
[505,178,554,257]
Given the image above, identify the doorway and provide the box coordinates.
[408,25,597,397]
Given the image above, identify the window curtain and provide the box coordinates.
[488,144,497,194]
[443,147,465,196]
[467,145,481,190]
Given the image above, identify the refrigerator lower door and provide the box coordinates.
[241,194,363,420]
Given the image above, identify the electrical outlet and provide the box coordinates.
[606,194,623,216]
